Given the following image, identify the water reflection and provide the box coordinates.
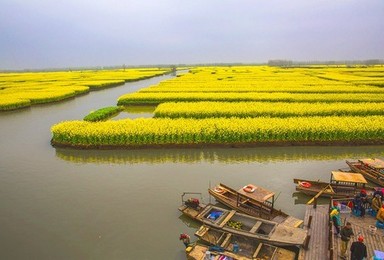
[55,145,384,164]
[112,105,157,120]
[292,192,330,205]
[178,215,200,229]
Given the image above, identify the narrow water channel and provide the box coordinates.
[0,73,383,259]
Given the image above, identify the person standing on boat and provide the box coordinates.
[372,194,383,213]
[377,205,384,223]
[330,202,341,236]
[350,235,367,260]
[352,194,365,217]
[373,188,384,200]
[359,189,370,208]
[340,222,354,259]
[179,233,191,248]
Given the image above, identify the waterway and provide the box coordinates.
[0,73,383,259]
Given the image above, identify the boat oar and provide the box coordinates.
[306,184,331,205]
[328,184,335,194]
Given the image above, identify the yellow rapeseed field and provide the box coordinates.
[0,68,170,110]
[51,65,384,147]
[154,101,384,118]
[51,116,384,147]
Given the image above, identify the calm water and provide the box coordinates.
[0,73,383,259]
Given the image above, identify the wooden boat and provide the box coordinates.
[208,183,303,227]
[179,201,308,247]
[193,225,296,260]
[346,158,384,187]
[186,243,241,260]
[293,171,375,199]
[186,243,217,260]
[186,241,295,260]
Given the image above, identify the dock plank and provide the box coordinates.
[299,205,330,260]
[298,204,384,260]
[333,213,384,260]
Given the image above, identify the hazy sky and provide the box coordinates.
[1,0,383,70]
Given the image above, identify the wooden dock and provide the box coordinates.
[333,212,384,260]
[298,205,330,260]
[298,201,384,260]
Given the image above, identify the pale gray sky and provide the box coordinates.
[1,0,383,70]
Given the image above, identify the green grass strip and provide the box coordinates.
[83,106,124,122]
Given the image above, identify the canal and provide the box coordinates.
[0,73,383,259]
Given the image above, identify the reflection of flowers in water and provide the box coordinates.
[55,146,384,165]
[55,149,214,164]
[112,105,157,120]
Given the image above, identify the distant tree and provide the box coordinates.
[365,59,381,65]
[267,60,293,67]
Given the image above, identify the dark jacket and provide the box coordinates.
[350,241,367,260]
[340,226,354,242]
[373,190,384,198]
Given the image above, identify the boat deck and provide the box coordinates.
[210,183,304,227]
[298,204,384,260]
[278,215,304,228]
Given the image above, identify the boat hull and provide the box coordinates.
[294,178,352,198]
[346,160,384,187]
[194,225,296,260]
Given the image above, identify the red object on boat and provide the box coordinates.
[299,181,312,188]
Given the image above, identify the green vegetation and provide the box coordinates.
[83,106,124,122]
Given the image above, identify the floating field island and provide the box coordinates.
[51,65,384,149]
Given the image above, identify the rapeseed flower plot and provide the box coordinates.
[139,85,384,93]
[51,116,384,147]
[0,68,170,110]
[118,92,384,105]
[51,65,384,148]
[154,101,384,118]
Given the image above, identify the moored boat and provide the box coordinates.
[186,243,240,260]
[346,158,384,187]
[293,171,375,199]
[194,225,297,260]
[179,200,308,247]
[208,183,303,227]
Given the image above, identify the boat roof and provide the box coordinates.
[331,171,367,184]
[237,184,275,202]
[359,158,384,169]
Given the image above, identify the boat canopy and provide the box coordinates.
[237,184,275,202]
[359,158,384,169]
[331,171,367,184]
